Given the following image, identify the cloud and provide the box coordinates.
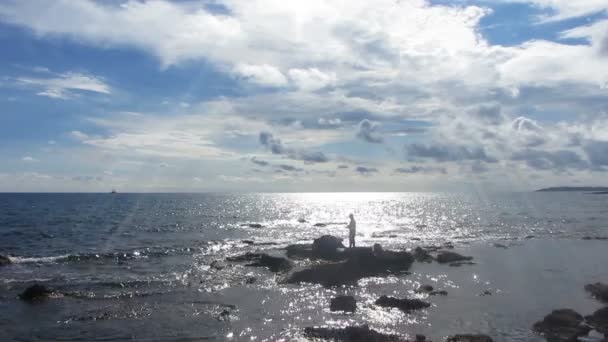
[258,131,329,163]
[511,148,588,171]
[337,164,349,169]
[405,143,497,163]
[250,157,269,167]
[356,119,383,143]
[21,156,37,162]
[288,68,336,91]
[515,0,608,21]
[355,166,378,174]
[584,140,608,167]
[70,130,89,140]
[233,63,288,87]
[277,164,303,172]
[394,165,447,174]
[16,71,110,99]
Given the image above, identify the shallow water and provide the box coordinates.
[0,192,607,341]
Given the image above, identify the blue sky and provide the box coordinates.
[0,0,607,192]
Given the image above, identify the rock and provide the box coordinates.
[581,236,608,241]
[437,252,473,264]
[19,284,55,301]
[586,307,608,337]
[330,296,357,313]
[227,252,292,273]
[241,240,255,245]
[416,284,434,293]
[525,235,535,239]
[430,290,448,296]
[415,335,426,342]
[314,223,328,227]
[241,223,264,228]
[413,247,434,263]
[479,290,492,296]
[446,334,493,342]
[217,309,231,321]
[286,248,414,287]
[585,283,608,303]
[493,243,508,249]
[210,260,227,270]
[533,309,591,341]
[286,244,317,260]
[245,276,256,284]
[313,235,345,255]
[449,261,476,267]
[304,325,404,341]
[298,218,307,223]
[443,241,455,249]
[0,255,10,266]
[375,295,430,312]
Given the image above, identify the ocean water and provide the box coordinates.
[0,192,606,341]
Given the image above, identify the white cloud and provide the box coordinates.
[16,71,110,99]
[515,0,608,21]
[233,63,288,87]
[70,130,89,140]
[288,68,336,91]
[21,156,37,162]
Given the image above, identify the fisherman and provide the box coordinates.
[347,213,356,248]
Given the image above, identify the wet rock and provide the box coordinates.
[227,252,292,273]
[415,335,427,342]
[304,325,403,341]
[585,283,608,303]
[0,255,10,266]
[217,309,231,321]
[443,241,455,249]
[375,295,430,312]
[286,248,414,287]
[330,295,356,313]
[19,284,55,301]
[586,307,608,337]
[449,261,476,267]
[241,240,255,245]
[416,285,434,293]
[581,236,608,241]
[413,247,434,263]
[245,276,256,284]
[437,251,473,264]
[430,290,448,296]
[525,235,535,239]
[298,218,307,223]
[446,334,493,342]
[210,260,227,270]
[241,223,264,228]
[286,244,317,260]
[314,223,328,227]
[493,243,508,249]
[479,290,492,296]
[313,235,345,255]
[533,308,591,341]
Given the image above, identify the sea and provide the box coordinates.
[0,192,606,341]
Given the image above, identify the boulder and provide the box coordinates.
[375,295,430,312]
[304,325,403,341]
[416,285,434,293]
[0,255,10,266]
[586,307,608,337]
[446,334,493,342]
[241,223,264,228]
[313,235,345,255]
[585,283,608,303]
[286,248,414,287]
[430,290,448,296]
[413,247,434,263]
[227,252,292,273]
[532,309,591,341]
[330,296,357,313]
[19,284,55,301]
[210,260,227,270]
[314,223,328,227]
[437,252,473,264]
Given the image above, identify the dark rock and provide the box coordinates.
[227,252,292,273]
[581,236,608,240]
[304,325,404,341]
[242,240,255,245]
[413,247,434,263]
[19,284,55,301]
[437,252,473,264]
[286,248,414,287]
[585,283,608,303]
[479,290,492,296]
[586,307,608,337]
[245,276,256,284]
[298,218,307,223]
[443,241,455,249]
[446,334,493,342]
[375,295,430,312]
[430,290,448,296]
[313,235,345,254]
[493,243,508,249]
[286,244,317,260]
[0,255,10,266]
[533,309,591,341]
[415,334,426,342]
[241,223,264,228]
[416,285,434,293]
[314,223,328,227]
[330,295,356,313]
[449,261,476,267]
[411,237,421,241]
[210,260,227,270]
[217,309,231,321]
[525,235,535,239]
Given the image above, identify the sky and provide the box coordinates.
[0,0,607,192]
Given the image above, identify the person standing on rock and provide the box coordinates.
[347,214,356,248]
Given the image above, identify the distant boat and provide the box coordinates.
[110,189,117,194]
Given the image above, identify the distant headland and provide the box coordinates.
[536,186,608,194]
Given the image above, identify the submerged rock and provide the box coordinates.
[227,252,292,273]
[19,284,55,301]
[436,252,473,264]
[241,223,264,228]
[313,223,328,227]
[375,295,430,312]
[0,255,10,266]
[330,295,356,313]
[286,248,414,286]
[586,307,608,337]
[446,334,493,342]
[449,261,476,267]
[585,283,608,303]
[493,243,508,249]
[416,285,434,293]
[532,308,591,341]
[413,247,434,263]
[430,290,448,296]
[304,325,403,341]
